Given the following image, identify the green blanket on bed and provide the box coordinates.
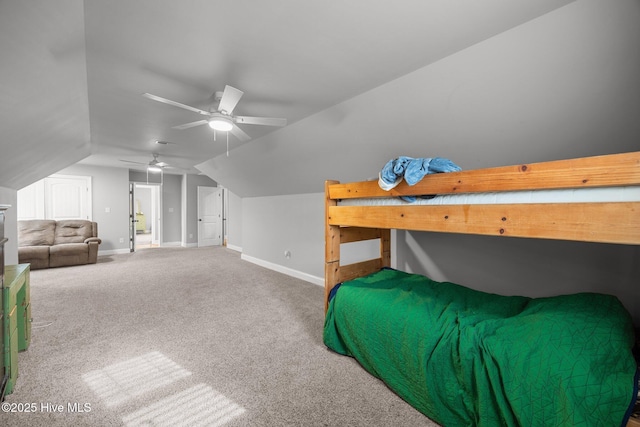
[323,268,636,426]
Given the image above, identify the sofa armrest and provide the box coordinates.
[86,239,100,264]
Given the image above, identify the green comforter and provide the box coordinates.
[323,268,636,426]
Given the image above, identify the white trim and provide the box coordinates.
[162,241,182,247]
[182,242,198,248]
[241,254,323,287]
[98,248,131,256]
[226,244,242,253]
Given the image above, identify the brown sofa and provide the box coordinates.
[18,219,102,269]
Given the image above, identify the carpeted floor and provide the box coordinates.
[1,247,438,426]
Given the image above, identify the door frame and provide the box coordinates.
[130,182,162,252]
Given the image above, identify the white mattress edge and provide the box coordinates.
[338,187,640,206]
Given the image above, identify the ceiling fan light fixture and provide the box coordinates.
[147,165,162,173]
[208,116,233,132]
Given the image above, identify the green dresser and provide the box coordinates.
[3,264,30,395]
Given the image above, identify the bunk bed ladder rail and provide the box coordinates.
[325,180,390,312]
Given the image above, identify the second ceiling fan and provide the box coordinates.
[143,85,286,142]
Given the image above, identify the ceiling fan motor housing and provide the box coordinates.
[208,113,234,131]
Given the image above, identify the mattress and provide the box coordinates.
[337,186,640,206]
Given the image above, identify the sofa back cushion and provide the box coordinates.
[18,220,57,246]
[54,220,95,244]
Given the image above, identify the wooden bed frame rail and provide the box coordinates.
[324,151,640,311]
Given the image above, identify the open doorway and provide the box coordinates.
[130,183,161,251]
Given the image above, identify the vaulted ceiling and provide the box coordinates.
[3,0,638,197]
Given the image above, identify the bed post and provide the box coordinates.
[325,180,340,313]
[381,228,391,268]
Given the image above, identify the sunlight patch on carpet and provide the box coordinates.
[82,351,192,407]
[122,383,246,427]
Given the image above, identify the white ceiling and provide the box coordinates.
[0,0,580,192]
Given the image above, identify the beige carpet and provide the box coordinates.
[2,247,438,426]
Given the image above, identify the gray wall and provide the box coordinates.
[242,193,324,281]
[227,190,242,251]
[160,174,182,245]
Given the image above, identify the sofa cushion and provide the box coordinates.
[54,220,93,244]
[18,245,51,269]
[18,220,56,246]
[49,243,89,267]
[19,245,50,259]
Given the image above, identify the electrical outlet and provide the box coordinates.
[284,250,291,259]
[119,237,124,243]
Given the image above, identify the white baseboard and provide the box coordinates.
[98,248,130,256]
[162,241,182,247]
[226,244,242,253]
[182,242,198,248]
[240,254,323,287]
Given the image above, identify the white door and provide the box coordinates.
[16,180,45,220]
[44,175,91,220]
[198,186,222,247]
[17,175,91,221]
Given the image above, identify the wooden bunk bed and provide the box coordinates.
[324,151,640,426]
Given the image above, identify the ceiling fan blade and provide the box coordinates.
[172,119,209,130]
[217,85,244,115]
[142,93,211,116]
[234,116,287,127]
[229,124,251,142]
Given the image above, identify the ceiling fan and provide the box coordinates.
[142,85,287,142]
[120,153,169,173]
